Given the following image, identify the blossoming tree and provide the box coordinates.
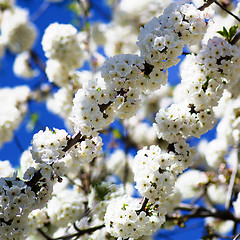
[0,0,240,239]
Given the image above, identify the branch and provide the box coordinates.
[38,224,105,240]
[170,203,240,222]
[225,154,238,210]
[31,2,50,22]
[30,50,46,72]
[62,130,85,152]
[234,233,240,240]
[231,30,240,45]
[136,197,149,215]
[198,0,215,11]
[25,169,42,188]
[214,1,240,22]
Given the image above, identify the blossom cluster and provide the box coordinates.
[0,86,30,148]
[137,3,207,69]
[0,171,53,240]
[42,23,87,87]
[104,195,166,240]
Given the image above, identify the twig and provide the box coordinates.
[214,1,240,22]
[231,31,240,45]
[234,233,240,240]
[198,0,216,11]
[31,2,50,22]
[225,153,238,210]
[171,203,239,222]
[25,169,42,188]
[30,50,46,72]
[13,134,24,153]
[136,197,149,215]
[38,224,105,240]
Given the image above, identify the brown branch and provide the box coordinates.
[25,169,42,188]
[225,158,238,210]
[214,1,240,22]
[38,224,105,240]
[198,0,216,11]
[169,203,240,223]
[136,197,149,215]
[62,130,85,152]
[231,31,240,44]
[30,50,46,72]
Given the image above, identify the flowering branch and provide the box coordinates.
[62,130,84,152]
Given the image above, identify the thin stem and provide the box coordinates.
[198,0,215,11]
[31,2,50,22]
[225,155,238,210]
[172,203,239,222]
[234,233,240,240]
[231,31,240,44]
[214,1,240,22]
[30,50,46,72]
[38,224,105,240]
[13,134,24,153]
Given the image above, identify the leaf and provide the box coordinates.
[229,25,238,40]
[27,113,39,132]
[68,2,81,16]
[112,129,122,139]
[217,25,239,43]
[217,26,229,38]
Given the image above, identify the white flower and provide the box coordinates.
[1,7,37,53]
[42,23,85,69]
[13,51,38,79]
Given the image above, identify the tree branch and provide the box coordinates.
[62,130,85,152]
[214,1,240,22]
[198,0,215,11]
[231,31,240,45]
[225,153,238,210]
[38,224,105,240]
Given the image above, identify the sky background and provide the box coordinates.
[0,0,220,239]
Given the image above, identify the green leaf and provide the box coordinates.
[68,2,81,15]
[217,26,228,38]
[94,182,111,200]
[217,25,239,43]
[27,113,39,132]
[112,129,122,139]
[229,25,238,40]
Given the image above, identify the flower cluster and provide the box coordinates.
[42,23,86,73]
[133,143,194,204]
[137,3,207,69]
[47,187,85,227]
[1,7,37,53]
[0,171,53,240]
[70,80,115,136]
[13,51,38,79]
[104,195,166,239]
[67,135,103,164]
[0,86,30,148]
[30,127,69,177]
